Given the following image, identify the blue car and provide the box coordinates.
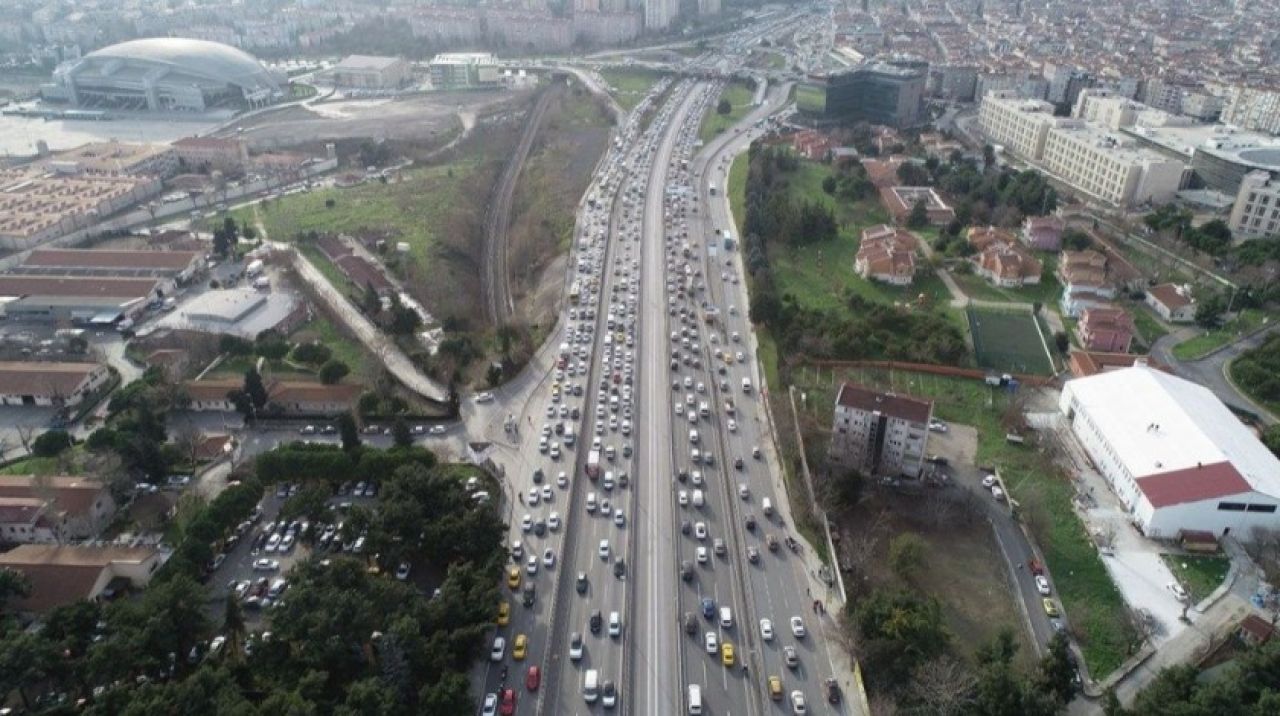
[701,597,715,619]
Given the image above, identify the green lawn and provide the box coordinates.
[1130,305,1170,348]
[598,67,665,111]
[1162,554,1230,603]
[794,367,1137,677]
[210,158,486,284]
[0,456,61,476]
[700,80,756,142]
[949,262,1064,306]
[1171,309,1270,360]
[290,315,368,370]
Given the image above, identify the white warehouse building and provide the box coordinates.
[1060,366,1280,539]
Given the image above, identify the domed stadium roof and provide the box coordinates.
[77,38,279,93]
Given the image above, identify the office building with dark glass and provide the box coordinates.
[798,60,927,128]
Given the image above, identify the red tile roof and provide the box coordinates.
[0,362,104,399]
[24,248,200,271]
[1147,283,1193,310]
[836,382,932,424]
[1136,461,1253,508]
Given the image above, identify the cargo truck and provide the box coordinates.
[586,450,601,480]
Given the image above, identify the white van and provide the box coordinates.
[692,490,705,508]
[742,378,752,393]
[586,492,598,513]
[720,606,733,628]
[564,424,576,447]
[762,497,773,517]
[584,669,600,702]
[687,684,703,715]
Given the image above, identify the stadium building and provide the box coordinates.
[45,38,283,112]
[1060,366,1280,539]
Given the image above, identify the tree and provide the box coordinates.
[391,416,413,448]
[292,341,332,366]
[907,198,930,229]
[1037,631,1078,704]
[1053,331,1070,354]
[822,175,838,195]
[0,568,31,613]
[716,98,731,115]
[910,655,977,716]
[31,429,73,458]
[244,368,269,409]
[1061,228,1093,251]
[337,412,361,451]
[889,532,926,580]
[222,593,246,659]
[1194,293,1225,329]
[486,364,502,387]
[319,359,351,385]
[362,281,383,316]
[897,161,932,186]
[255,337,291,361]
[1263,424,1280,459]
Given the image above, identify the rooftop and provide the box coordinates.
[334,55,405,71]
[836,381,932,424]
[0,361,104,397]
[1064,367,1280,499]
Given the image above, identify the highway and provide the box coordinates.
[476,77,675,715]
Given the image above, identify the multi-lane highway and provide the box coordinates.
[474,10,853,715]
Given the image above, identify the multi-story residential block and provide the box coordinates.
[855,225,917,285]
[1076,306,1135,353]
[644,0,677,31]
[1058,249,1117,317]
[1221,86,1280,135]
[0,476,116,544]
[1229,170,1280,239]
[829,382,933,479]
[1021,215,1065,251]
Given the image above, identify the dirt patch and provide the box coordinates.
[836,488,1036,668]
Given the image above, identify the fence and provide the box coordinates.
[801,358,1059,387]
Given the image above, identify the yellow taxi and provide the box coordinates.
[513,633,528,660]
[721,641,735,666]
[768,675,784,700]
[1042,598,1059,618]
[507,566,521,589]
[496,601,510,626]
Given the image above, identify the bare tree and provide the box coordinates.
[15,424,37,455]
[910,655,978,716]
[1131,607,1162,644]
[173,423,204,466]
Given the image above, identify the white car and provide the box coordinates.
[790,690,807,714]
[528,489,540,506]
[696,546,709,564]
[760,618,774,641]
[548,511,561,531]
[490,636,506,661]
[395,562,411,581]
[678,490,689,507]
[694,522,707,540]
[543,548,556,567]
[705,631,718,654]
[569,632,584,661]
[526,555,539,575]
[790,616,806,638]
[599,540,610,560]
[1035,575,1051,595]
[982,474,998,489]
[609,611,622,637]
[727,419,737,432]
[1168,581,1189,602]
[475,392,495,403]
[557,471,569,488]
[614,508,625,526]
[521,514,533,532]
[481,693,498,716]
[541,485,553,501]
[252,558,279,572]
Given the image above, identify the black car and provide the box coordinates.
[590,610,603,634]
[684,612,697,634]
[532,469,544,484]
[681,520,691,535]
[576,572,588,594]
[745,514,756,531]
[522,582,536,607]
[825,678,841,704]
[681,560,693,581]
[734,458,744,470]
[701,597,715,618]
[613,559,625,578]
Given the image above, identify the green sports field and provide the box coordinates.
[966,306,1054,376]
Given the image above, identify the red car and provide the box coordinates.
[1028,559,1044,576]
[499,688,516,715]
[525,665,541,691]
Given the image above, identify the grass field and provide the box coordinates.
[700,80,756,142]
[598,67,665,111]
[1130,304,1171,347]
[951,269,1063,305]
[794,366,1137,676]
[728,152,749,236]
[1171,308,1270,360]
[1162,554,1230,603]
[967,306,1055,376]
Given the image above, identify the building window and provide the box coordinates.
[1246,504,1277,513]
[1217,502,1247,511]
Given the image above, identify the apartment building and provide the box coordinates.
[1040,123,1185,207]
[978,91,1059,160]
[1229,170,1280,240]
[1221,86,1280,135]
[829,382,933,479]
[1076,306,1135,353]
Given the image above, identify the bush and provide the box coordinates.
[31,430,74,457]
[318,359,351,385]
[291,342,332,366]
